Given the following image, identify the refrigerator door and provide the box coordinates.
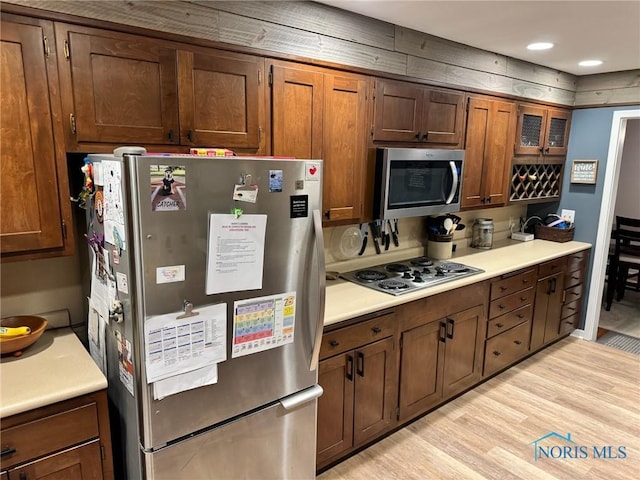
[145,386,321,479]
[125,155,324,449]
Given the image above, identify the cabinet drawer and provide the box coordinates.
[560,313,580,334]
[490,269,536,301]
[565,269,584,289]
[565,283,583,303]
[484,321,531,376]
[0,403,99,469]
[538,257,567,278]
[487,305,532,338]
[561,299,582,319]
[321,313,395,360]
[489,287,534,319]
[567,250,588,272]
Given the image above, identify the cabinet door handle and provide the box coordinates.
[422,133,428,141]
[167,129,175,142]
[187,130,195,143]
[372,326,382,334]
[496,323,504,328]
[492,350,501,356]
[1,446,16,457]
[551,278,557,294]
[356,351,365,377]
[439,321,446,343]
[514,340,522,345]
[415,131,421,140]
[329,340,339,347]
[446,318,455,339]
[346,355,354,381]
[19,472,27,480]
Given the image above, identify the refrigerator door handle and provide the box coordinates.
[280,384,324,410]
[309,209,326,372]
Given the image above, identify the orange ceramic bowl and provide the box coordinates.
[0,316,48,355]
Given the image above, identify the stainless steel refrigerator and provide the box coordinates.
[85,147,325,479]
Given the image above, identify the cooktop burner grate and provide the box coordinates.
[355,270,387,282]
[385,263,411,273]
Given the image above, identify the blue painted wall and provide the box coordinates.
[557,105,639,327]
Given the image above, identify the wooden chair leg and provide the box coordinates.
[606,260,618,310]
[616,264,629,301]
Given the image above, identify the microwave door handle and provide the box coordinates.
[445,161,458,205]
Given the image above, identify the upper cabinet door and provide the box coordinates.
[544,108,571,156]
[1,18,70,257]
[373,79,423,142]
[177,49,265,152]
[322,73,370,224]
[421,88,466,146]
[515,104,571,156]
[55,24,179,148]
[270,61,324,159]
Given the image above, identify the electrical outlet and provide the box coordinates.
[561,209,575,224]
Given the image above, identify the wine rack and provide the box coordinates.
[510,163,563,202]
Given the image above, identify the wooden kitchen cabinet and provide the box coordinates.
[559,249,589,334]
[55,23,268,153]
[397,284,486,422]
[0,14,74,261]
[0,390,113,480]
[269,60,370,225]
[530,257,567,351]
[316,313,397,469]
[54,23,180,149]
[462,95,517,209]
[515,104,571,156]
[372,78,465,147]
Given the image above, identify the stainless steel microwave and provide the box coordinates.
[373,148,465,219]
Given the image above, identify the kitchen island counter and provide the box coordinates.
[0,327,107,418]
[325,239,591,326]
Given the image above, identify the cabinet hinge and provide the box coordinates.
[61,220,67,239]
[42,35,50,57]
[70,113,77,135]
[268,71,273,86]
[64,39,70,59]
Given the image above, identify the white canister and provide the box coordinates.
[427,233,453,259]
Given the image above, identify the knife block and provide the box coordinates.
[427,233,453,260]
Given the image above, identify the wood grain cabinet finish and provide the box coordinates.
[317,313,396,469]
[269,60,370,225]
[55,23,180,149]
[372,78,465,147]
[530,257,567,350]
[462,95,517,208]
[0,14,73,260]
[0,390,113,480]
[560,250,589,334]
[398,287,486,421]
[515,104,571,157]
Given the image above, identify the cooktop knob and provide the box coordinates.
[402,271,413,279]
[435,267,445,277]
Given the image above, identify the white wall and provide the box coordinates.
[614,119,640,218]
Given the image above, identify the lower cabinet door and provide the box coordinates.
[353,337,395,445]
[398,320,444,421]
[317,353,354,465]
[9,441,103,480]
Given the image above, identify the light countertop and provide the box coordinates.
[325,239,591,327]
[0,328,107,418]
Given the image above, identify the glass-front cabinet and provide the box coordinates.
[515,104,571,156]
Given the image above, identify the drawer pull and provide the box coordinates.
[517,313,525,319]
[372,326,382,334]
[572,275,580,280]
[1,446,16,457]
[492,350,501,356]
[498,304,506,310]
[571,292,580,296]
[514,340,522,345]
[520,296,527,301]
[329,340,339,347]
[500,286,508,291]
[522,279,529,284]
[568,307,576,311]
[496,323,504,328]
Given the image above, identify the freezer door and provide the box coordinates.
[144,386,321,480]
[126,155,324,448]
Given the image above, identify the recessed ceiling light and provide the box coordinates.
[579,60,603,67]
[527,42,554,51]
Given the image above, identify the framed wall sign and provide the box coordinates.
[570,159,599,184]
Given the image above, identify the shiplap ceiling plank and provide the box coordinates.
[575,87,640,106]
[407,56,575,105]
[5,0,222,42]
[395,26,507,77]
[192,0,396,51]
[576,71,640,92]
[506,58,577,92]
[216,11,407,75]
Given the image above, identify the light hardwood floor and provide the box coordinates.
[318,337,640,479]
